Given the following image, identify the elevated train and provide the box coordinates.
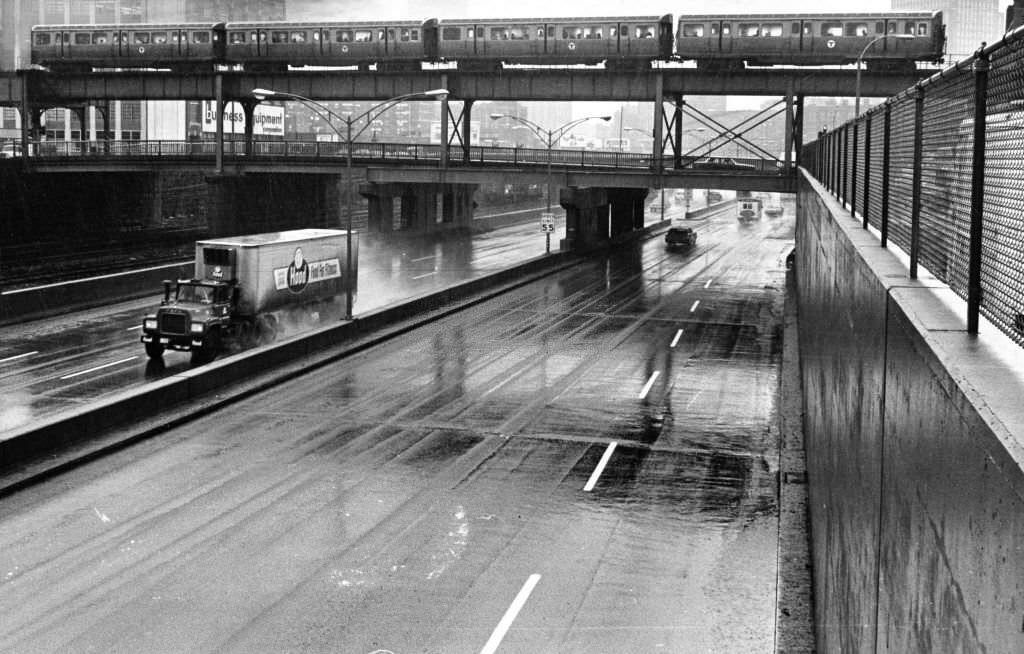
[30,11,944,73]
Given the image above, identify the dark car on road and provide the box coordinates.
[665,225,697,249]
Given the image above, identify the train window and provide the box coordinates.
[682,23,703,37]
[467,28,476,39]
[401,28,411,42]
[508,27,528,40]
[93,31,109,44]
[763,23,783,37]
[791,23,800,35]
[313,31,321,42]
[354,30,373,42]
[134,33,150,44]
[845,23,869,37]
[230,32,246,44]
[441,27,461,40]
[74,33,91,45]
[271,31,288,43]
[536,27,545,38]
[491,28,506,40]
[635,25,655,38]
[337,30,353,42]
[917,23,928,35]
[888,23,898,34]
[192,31,210,44]
[548,26,555,38]
[821,22,843,37]
[34,33,52,46]
[411,29,419,40]
[290,31,306,43]
[152,32,167,44]
[876,22,884,33]
[904,23,914,35]
[739,23,760,37]
[171,32,181,43]
[387,29,396,41]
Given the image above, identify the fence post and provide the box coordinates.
[841,124,849,207]
[881,103,891,247]
[910,86,924,279]
[862,114,872,229]
[968,50,989,334]
[851,119,859,217]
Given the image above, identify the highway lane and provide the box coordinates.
[0,208,793,653]
[0,200,695,431]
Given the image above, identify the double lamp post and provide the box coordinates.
[252,87,448,320]
[488,113,611,252]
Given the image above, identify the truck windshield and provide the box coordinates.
[178,284,215,304]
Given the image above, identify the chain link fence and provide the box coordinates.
[804,25,1024,347]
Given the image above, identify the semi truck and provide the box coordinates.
[141,229,357,363]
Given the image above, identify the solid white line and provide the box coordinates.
[669,329,683,348]
[480,574,542,654]
[60,356,139,380]
[638,371,660,399]
[412,271,437,280]
[1,261,188,295]
[410,254,435,262]
[0,351,39,364]
[583,441,618,492]
[704,278,713,289]
[126,324,142,331]
[690,300,701,313]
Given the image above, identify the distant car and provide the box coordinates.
[691,157,757,172]
[0,143,23,158]
[706,191,723,203]
[665,226,697,249]
[764,205,784,217]
[648,201,665,213]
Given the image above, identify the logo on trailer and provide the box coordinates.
[826,39,836,49]
[286,247,309,293]
[212,265,224,279]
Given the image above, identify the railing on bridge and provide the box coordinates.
[0,138,787,174]
[802,23,1024,349]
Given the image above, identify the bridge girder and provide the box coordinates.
[0,68,937,106]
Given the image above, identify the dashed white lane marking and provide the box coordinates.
[583,441,618,492]
[410,254,435,262]
[690,300,701,313]
[60,356,139,380]
[704,278,713,288]
[480,574,542,654]
[412,271,437,280]
[126,325,142,331]
[0,351,38,364]
[669,329,683,348]
[638,371,660,399]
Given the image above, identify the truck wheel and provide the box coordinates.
[144,341,165,359]
[191,329,221,365]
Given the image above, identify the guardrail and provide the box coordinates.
[1,138,788,174]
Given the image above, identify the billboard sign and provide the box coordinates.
[202,101,285,136]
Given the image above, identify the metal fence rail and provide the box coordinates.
[804,23,1024,347]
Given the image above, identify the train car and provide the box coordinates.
[432,15,672,70]
[675,12,944,71]
[31,23,225,71]
[224,20,429,70]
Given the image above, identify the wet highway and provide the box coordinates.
[0,207,794,653]
[1,200,690,431]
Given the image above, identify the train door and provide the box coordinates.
[116,30,129,60]
[422,19,439,60]
[715,22,734,58]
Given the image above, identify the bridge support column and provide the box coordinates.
[359,182,478,234]
[607,188,649,238]
[559,187,609,252]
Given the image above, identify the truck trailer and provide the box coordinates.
[141,229,357,363]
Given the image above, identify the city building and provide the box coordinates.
[893,0,1008,61]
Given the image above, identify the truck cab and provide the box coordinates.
[141,278,235,362]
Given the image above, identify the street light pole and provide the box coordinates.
[489,113,611,253]
[855,34,915,116]
[252,88,448,320]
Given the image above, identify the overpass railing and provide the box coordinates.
[803,23,1024,348]
[1,138,786,174]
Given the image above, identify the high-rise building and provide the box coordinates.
[893,0,1007,61]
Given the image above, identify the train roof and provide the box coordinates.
[436,15,671,24]
[31,22,224,31]
[676,11,940,21]
[224,20,426,28]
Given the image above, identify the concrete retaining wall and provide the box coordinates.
[0,262,191,326]
[796,171,1024,653]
